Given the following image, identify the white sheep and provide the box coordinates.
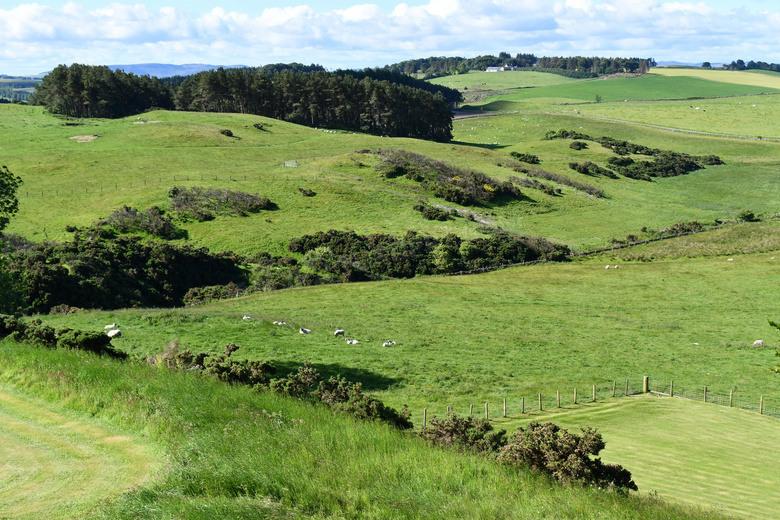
[605,265,610,269]
[299,328,311,334]
[243,316,251,320]
[382,341,396,347]
[334,329,345,337]
[753,340,765,347]
[107,329,122,338]
[104,323,117,329]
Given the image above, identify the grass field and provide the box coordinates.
[498,394,780,520]
[3,66,780,519]
[0,341,736,520]
[0,386,160,519]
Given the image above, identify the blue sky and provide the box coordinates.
[1,0,779,75]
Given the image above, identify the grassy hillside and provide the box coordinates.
[3,67,780,519]
[500,395,780,520]
[0,340,733,520]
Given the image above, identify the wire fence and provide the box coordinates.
[651,380,780,418]
[416,376,780,427]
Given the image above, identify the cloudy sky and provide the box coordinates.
[1,0,778,75]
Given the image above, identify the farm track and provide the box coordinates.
[0,387,160,519]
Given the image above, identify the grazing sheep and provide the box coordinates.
[334,329,345,337]
[104,323,117,329]
[107,329,122,338]
[382,341,396,347]
[299,328,312,334]
[727,258,734,261]
[347,339,359,345]
[273,321,287,326]
[614,265,619,269]
[243,316,251,320]
[753,340,765,347]
[605,265,610,269]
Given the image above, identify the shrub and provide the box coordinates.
[169,186,274,221]
[298,187,316,197]
[570,141,587,150]
[419,413,507,454]
[92,205,184,239]
[499,421,637,491]
[736,209,756,222]
[509,151,540,164]
[219,128,233,137]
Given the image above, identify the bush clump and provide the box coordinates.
[168,186,274,221]
[91,205,185,239]
[413,203,450,221]
[419,413,508,454]
[498,421,637,491]
[569,161,618,179]
[569,141,587,150]
[509,151,540,164]
[374,149,520,206]
[0,315,126,358]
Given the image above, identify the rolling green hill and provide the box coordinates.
[2,67,780,519]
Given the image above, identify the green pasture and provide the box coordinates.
[4,104,780,254]
[498,395,780,520]
[429,70,578,90]
[652,67,780,89]
[459,73,780,109]
[39,248,780,416]
[0,341,735,520]
[0,385,160,519]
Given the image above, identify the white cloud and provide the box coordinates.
[1,0,779,74]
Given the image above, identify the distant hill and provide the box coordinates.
[107,63,248,78]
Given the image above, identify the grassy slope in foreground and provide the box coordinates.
[499,395,780,520]
[0,386,160,519]
[0,340,731,520]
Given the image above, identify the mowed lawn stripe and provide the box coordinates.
[0,387,161,520]
[499,395,780,520]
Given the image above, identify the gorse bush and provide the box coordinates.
[569,161,619,179]
[168,186,274,221]
[375,149,521,206]
[419,413,508,454]
[0,314,126,358]
[509,151,540,164]
[498,421,637,492]
[91,205,185,239]
[511,166,604,198]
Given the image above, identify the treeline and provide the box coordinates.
[382,54,654,78]
[535,56,655,75]
[30,64,174,118]
[30,63,456,142]
[174,67,455,141]
[383,53,538,77]
[721,59,780,72]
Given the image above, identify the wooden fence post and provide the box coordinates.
[423,408,427,428]
[612,381,616,398]
[539,393,543,411]
[470,404,473,415]
[625,379,629,396]
[521,397,525,414]
[574,388,578,404]
[447,405,451,415]
[703,386,708,403]
[503,398,507,418]
[643,376,649,393]
[729,389,733,407]
[485,402,489,419]
[670,380,674,397]
[592,385,596,402]
[760,396,764,415]
[557,390,560,408]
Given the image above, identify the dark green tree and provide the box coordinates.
[0,165,22,232]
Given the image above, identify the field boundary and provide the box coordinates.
[416,376,780,427]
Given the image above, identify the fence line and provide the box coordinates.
[416,376,779,427]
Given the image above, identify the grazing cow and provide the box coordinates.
[299,328,311,334]
[107,329,122,338]
[334,329,345,337]
[753,340,765,347]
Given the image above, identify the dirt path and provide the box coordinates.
[0,388,160,519]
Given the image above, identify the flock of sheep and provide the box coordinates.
[239,316,397,347]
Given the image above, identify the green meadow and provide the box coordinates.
[2,66,780,518]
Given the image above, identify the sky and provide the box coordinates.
[1,0,779,75]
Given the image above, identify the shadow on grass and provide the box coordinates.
[271,360,401,392]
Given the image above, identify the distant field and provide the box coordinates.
[652,67,780,89]
[499,395,780,520]
[429,70,578,90]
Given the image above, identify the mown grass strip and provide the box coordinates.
[499,395,780,520]
[0,386,160,519]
